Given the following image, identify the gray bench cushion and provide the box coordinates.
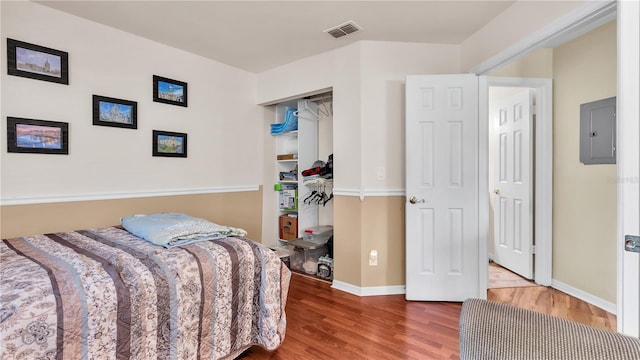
[459,298,640,360]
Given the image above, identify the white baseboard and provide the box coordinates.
[332,280,406,297]
[551,279,617,315]
[332,278,614,313]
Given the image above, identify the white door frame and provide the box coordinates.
[616,0,639,337]
[480,77,553,287]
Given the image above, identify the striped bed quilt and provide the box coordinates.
[0,226,291,359]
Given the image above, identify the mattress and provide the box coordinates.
[0,226,290,359]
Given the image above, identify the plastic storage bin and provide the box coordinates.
[290,239,328,274]
[303,225,333,244]
[317,255,333,280]
[272,245,292,268]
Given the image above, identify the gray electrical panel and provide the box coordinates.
[580,96,616,165]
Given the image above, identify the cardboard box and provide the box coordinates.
[277,154,297,160]
[279,215,298,240]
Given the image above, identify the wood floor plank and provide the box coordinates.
[238,272,617,359]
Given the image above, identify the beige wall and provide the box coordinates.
[333,196,362,285]
[1,189,263,241]
[360,196,405,287]
[331,195,404,287]
[552,21,617,302]
[490,48,554,79]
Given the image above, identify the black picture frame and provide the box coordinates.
[152,130,188,158]
[7,38,69,85]
[153,75,188,107]
[93,95,138,129]
[7,117,69,155]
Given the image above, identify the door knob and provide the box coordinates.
[409,196,425,204]
[493,189,500,195]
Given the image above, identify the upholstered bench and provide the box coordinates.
[459,298,640,360]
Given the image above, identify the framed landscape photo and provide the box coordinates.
[153,75,187,107]
[7,117,69,155]
[7,38,69,85]
[153,130,187,158]
[93,95,137,129]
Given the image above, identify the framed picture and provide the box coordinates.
[7,38,69,85]
[93,95,137,129]
[153,75,188,107]
[7,117,69,155]
[153,130,187,158]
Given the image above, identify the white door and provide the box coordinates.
[618,0,639,337]
[405,74,479,301]
[491,89,534,279]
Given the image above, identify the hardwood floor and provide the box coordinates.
[487,286,617,332]
[238,272,617,360]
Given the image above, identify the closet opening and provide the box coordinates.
[262,91,334,283]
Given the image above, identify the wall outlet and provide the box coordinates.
[369,250,378,266]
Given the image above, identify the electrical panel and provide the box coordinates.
[580,96,616,165]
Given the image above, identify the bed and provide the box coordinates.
[0,214,290,359]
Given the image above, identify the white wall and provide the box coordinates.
[359,41,460,191]
[1,2,260,202]
[257,43,363,191]
[257,41,460,193]
[460,0,591,72]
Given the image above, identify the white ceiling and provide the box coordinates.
[37,1,516,74]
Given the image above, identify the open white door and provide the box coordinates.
[617,0,639,337]
[491,89,534,279]
[405,74,480,301]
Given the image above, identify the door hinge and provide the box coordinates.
[531,245,536,254]
[532,105,537,115]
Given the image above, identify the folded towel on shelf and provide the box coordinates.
[270,107,298,134]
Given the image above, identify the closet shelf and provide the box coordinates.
[273,130,298,137]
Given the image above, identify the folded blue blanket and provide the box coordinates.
[121,213,247,248]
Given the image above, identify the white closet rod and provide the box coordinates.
[307,94,332,102]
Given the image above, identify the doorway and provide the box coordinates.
[488,86,537,282]
[481,76,553,288]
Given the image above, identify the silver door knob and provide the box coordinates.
[409,196,425,204]
[493,188,500,195]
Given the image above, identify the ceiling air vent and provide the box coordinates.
[324,20,362,39]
